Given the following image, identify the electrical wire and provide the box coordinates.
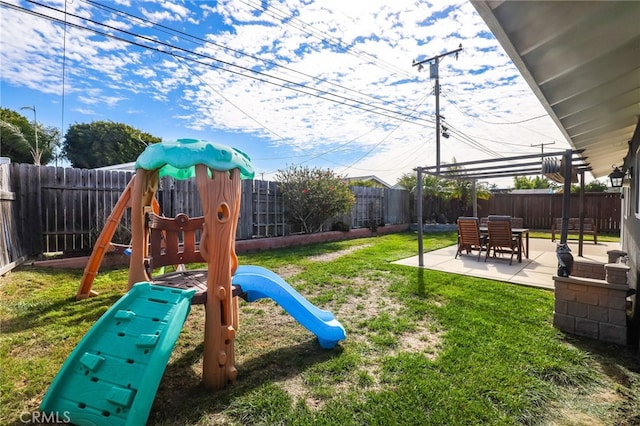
[440,87,559,140]
[238,0,416,80]
[11,0,432,127]
[82,0,417,115]
[5,0,523,183]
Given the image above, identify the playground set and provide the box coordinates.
[40,139,346,425]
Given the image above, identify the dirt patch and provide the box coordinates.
[274,264,305,279]
[278,375,326,411]
[306,244,372,262]
[546,385,626,426]
[271,271,443,411]
[396,325,442,360]
[336,273,443,357]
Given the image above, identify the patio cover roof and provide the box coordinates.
[419,149,589,182]
[470,1,640,180]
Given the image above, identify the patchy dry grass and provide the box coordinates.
[1,232,639,425]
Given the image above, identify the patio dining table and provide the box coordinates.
[480,226,530,263]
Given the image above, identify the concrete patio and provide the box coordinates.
[393,238,621,290]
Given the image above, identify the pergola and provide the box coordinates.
[414,149,592,266]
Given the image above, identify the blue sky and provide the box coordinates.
[0,0,571,186]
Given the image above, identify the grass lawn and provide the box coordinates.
[1,232,638,425]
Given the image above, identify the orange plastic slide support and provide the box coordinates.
[76,176,159,300]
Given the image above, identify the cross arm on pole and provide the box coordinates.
[412,44,463,69]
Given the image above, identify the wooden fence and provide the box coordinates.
[1,163,622,274]
[2,165,410,264]
[0,163,25,274]
[476,192,622,233]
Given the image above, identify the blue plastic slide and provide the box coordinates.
[40,283,195,426]
[233,265,346,349]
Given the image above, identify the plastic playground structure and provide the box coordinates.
[40,139,346,426]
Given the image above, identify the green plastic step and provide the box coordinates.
[40,282,195,426]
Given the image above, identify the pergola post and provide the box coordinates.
[578,169,585,256]
[472,179,478,218]
[560,149,573,244]
[416,167,424,267]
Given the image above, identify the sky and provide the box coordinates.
[0,0,573,187]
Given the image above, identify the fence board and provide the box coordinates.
[252,180,286,237]
[238,180,253,240]
[350,186,383,228]
[0,163,25,273]
[385,188,410,225]
[476,192,621,232]
[2,165,410,258]
[17,164,42,254]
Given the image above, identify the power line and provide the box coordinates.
[440,86,560,140]
[82,0,415,117]
[442,89,547,124]
[9,0,436,129]
[238,0,416,80]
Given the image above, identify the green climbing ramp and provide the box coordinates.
[40,282,195,426]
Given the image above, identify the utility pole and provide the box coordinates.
[531,141,555,156]
[412,44,462,174]
[531,141,555,178]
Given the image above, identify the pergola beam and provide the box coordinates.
[418,149,585,172]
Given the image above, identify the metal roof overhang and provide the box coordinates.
[470,1,640,179]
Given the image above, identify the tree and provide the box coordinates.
[349,179,377,188]
[571,179,608,193]
[396,173,418,193]
[512,175,558,190]
[276,165,355,233]
[0,108,60,165]
[443,161,491,219]
[62,121,161,168]
[397,171,459,223]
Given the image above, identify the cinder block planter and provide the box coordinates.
[410,223,458,233]
[553,260,630,346]
[235,224,410,253]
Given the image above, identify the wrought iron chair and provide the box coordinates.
[456,217,487,261]
[485,219,520,265]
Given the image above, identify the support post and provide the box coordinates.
[472,179,478,218]
[128,169,159,289]
[434,60,441,174]
[579,169,585,257]
[197,166,241,390]
[560,150,573,244]
[416,168,424,267]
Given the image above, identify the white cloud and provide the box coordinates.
[0,0,570,186]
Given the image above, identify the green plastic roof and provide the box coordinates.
[134,138,254,180]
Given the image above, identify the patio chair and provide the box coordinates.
[510,217,523,228]
[456,217,487,261]
[485,219,520,265]
[509,217,526,254]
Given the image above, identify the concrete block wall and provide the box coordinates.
[553,262,630,346]
[572,260,605,280]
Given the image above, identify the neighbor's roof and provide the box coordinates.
[345,175,393,188]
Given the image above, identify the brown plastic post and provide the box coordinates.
[128,169,159,290]
[76,177,136,299]
[196,166,241,389]
[77,174,162,300]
